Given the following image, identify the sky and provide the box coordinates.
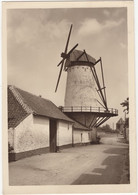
[7,7,128,128]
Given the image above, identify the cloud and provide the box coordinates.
[8,10,70,48]
[103,10,110,16]
[112,8,126,18]
[78,18,125,36]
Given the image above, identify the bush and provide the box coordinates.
[8,142,13,153]
[96,135,101,143]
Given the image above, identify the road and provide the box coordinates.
[9,134,129,185]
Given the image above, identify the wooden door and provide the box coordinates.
[50,119,57,152]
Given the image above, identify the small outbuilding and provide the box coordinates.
[73,121,91,145]
[8,85,73,161]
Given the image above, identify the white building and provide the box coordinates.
[73,121,91,145]
[8,85,73,161]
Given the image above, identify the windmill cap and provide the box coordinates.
[65,49,96,68]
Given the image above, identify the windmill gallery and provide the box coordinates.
[8,24,118,161]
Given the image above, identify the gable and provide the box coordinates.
[8,85,73,124]
[8,87,29,128]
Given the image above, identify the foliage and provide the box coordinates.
[97,124,116,133]
[124,117,129,128]
[120,97,129,128]
[8,142,13,153]
[101,124,112,132]
[120,97,129,114]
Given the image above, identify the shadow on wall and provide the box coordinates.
[72,146,129,185]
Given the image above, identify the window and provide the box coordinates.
[81,133,83,142]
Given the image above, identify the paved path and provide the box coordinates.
[9,135,129,185]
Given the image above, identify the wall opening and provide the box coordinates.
[49,119,57,152]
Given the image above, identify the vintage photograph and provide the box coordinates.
[3,1,136,194]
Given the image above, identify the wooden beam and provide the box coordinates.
[95,117,106,127]
[84,50,89,62]
[94,58,101,65]
[76,50,85,61]
[84,51,108,110]
[100,57,107,107]
[93,66,107,109]
[97,86,106,92]
[96,100,106,109]
[55,61,64,92]
[91,66,107,108]
[96,117,110,127]
[96,89,104,103]
[91,116,100,128]
[89,115,97,128]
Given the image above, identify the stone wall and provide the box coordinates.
[14,114,49,153]
[65,65,98,107]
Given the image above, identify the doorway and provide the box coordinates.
[49,119,57,152]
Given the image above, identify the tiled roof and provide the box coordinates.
[73,121,89,131]
[8,85,73,128]
[8,87,29,128]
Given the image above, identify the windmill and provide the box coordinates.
[55,24,78,92]
[55,24,118,140]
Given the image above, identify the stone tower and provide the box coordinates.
[64,50,98,107]
[65,64,98,107]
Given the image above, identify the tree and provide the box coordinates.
[120,97,129,114]
[120,97,129,139]
[101,124,113,133]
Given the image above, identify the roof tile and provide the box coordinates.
[8,87,28,128]
[8,85,73,128]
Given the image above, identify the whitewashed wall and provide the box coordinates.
[73,130,90,144]
[57,121,72,146]
[65,66,98,107]
[8,128,14,149]
[73,130,82,144]
[33,115,49,148]
[14,114,49,153]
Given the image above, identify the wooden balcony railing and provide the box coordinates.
[59,106,118,115]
